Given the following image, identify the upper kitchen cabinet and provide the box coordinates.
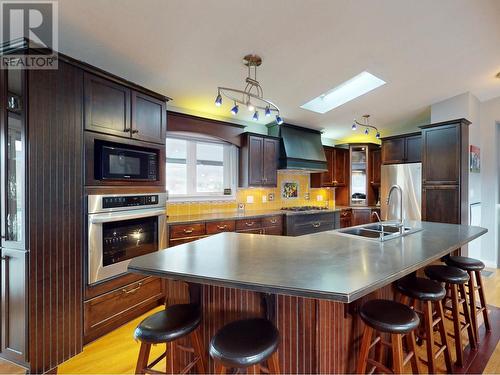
[310,147,348,188]
[84,72,167,144]
[84,73,131,137]
[381,132,421,164]
[239,133,279,187]
[369,148,381,186]
[131,91,166,143]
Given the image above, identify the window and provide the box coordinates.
[166,135,237,200]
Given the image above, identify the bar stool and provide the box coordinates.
[424,265,477,367]
[209,318,280,374]
[356,299,421,374]
[396,276,453,373]
[134,303,206,374]
[445,255,491,343]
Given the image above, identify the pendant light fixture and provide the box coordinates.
[352,114,380,139]
[214,54,283,124]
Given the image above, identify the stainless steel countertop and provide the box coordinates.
[128,221,486,303]
[167,208,340,225]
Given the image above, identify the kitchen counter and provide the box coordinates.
[167,208,340,224]
[129,221,486,303]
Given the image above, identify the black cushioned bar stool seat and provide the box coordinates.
[445,255,485,271]
[134,303,201,343]
[133,303,206,374]
[396,276,446,301]
[424,265,469,284]
[360,299,420,334]
[357,299,421,374]
[209,318,280,373]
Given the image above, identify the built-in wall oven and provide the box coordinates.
[87,192,168,284]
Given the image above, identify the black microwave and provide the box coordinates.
[95,140,158,181]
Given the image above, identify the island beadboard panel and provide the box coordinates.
[166,172,333,217]
[163,279,394,374]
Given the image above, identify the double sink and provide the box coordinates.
[336,222,423,241]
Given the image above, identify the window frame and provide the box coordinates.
[166,134,237,201]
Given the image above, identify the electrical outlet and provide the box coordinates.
[304,192,310,200]
[316,195,323,201]
[262,195,267,203]
[246,195,254,203]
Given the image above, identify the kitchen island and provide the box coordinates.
[128,221,486,373]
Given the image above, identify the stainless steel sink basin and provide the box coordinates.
[335,222,422,241]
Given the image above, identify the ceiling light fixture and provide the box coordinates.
[214,54,283,124]
[300,71,386,114]
[352,114,381,139]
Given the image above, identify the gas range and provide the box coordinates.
[280,206,329,212]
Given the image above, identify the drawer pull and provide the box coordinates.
[217,225,227,230]
[270,219,277,224]
[245,222,254,227]
[333,180,338,184]
[183,228,194,234]
[312,222,321,228]
[122,282,142,295]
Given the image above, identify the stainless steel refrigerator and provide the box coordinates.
[381,163,422,221]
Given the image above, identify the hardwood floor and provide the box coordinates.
[0,268,498,374]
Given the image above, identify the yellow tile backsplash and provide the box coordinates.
[167,172,334,216]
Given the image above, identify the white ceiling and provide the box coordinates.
[58,0,500,140]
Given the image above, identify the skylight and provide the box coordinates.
[300,71,386,114]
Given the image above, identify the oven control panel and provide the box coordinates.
[102,195,159,209]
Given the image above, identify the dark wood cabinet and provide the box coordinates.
[420,119,470,225]
[131,91,166,143]
[239,133,279,187]
[422,185,459,224]
[284,212,338,236]
[370,149,381,186]
[339,209,353,228]
[0,249,28,364]
[405,135,422,163]
[311,147,348,188]
[84,277,164,343]
[352,209,372,226]
[381,133,421,164]
[84,73,167,144]
[84,72,131,137]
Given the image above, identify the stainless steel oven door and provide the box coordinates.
[88,208,167,284]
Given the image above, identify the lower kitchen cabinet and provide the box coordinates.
[84,276,164,344]
[340,209,353,228]
[422,185,460,224]
[0,248,28,365]
[284,212,339,236]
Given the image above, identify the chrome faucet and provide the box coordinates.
[386,184,404,233]
[371,211,382,223]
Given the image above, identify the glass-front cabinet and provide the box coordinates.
[2,69,26,249]
[350,145,368,206]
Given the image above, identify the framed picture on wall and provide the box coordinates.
[470,145,480,173]
[282,181,299,199]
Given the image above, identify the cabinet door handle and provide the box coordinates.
[217,225,227,230]
[132,129,139,134]
[333,180,338,184]
[1,255,9,261]
[245,222,254,227]
[270,219,277,224]
[123,128,131,132]
[183,228,194,234]
[122,282,142,295]
[312,222,321,228]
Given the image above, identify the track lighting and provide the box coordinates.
[215,93,222,107]
[376,132,380,139]
[275,114,284,125]
[351,114,380,138]
[352,122,357,131]
[214,54,282,124]
[364,128,369,135]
